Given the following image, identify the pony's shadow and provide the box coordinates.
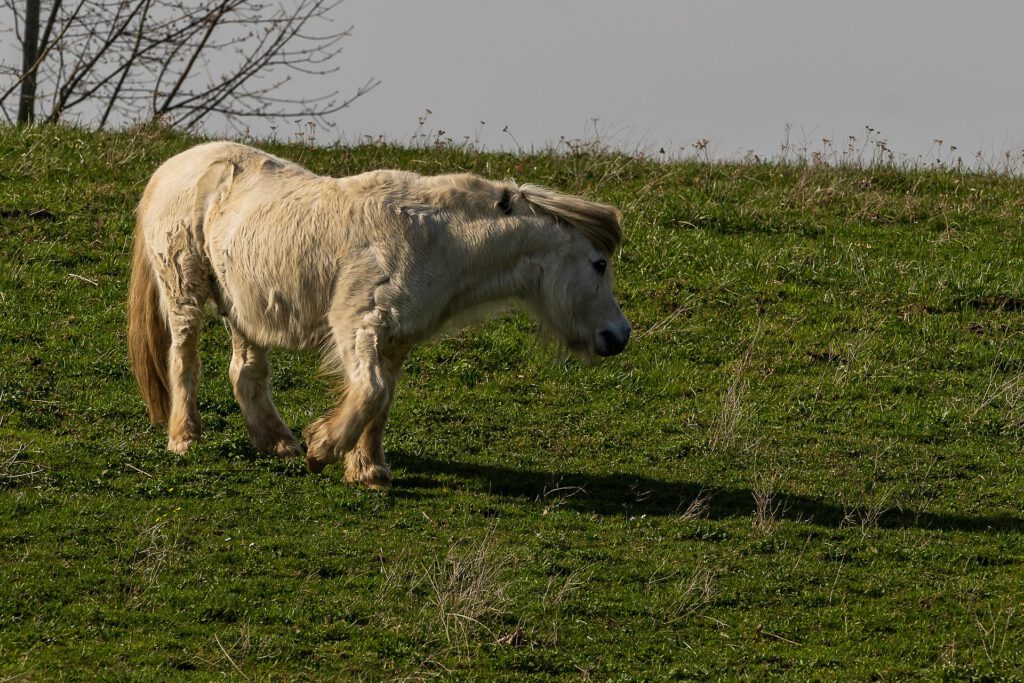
[390,450,1024,533]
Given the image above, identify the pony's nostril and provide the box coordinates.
[597,328,627,357]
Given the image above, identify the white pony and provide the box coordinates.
[128,142,630,487]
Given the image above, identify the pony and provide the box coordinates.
[128,141,630,487]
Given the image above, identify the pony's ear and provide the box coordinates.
[498,187,514,215]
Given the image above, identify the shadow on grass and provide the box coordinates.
[391,451,1024,534]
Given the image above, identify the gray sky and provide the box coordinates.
[309,1,1024,161]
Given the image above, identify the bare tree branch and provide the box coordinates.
[1,0,376,131]
[156,0,232,116]
[99,0,148,127]
[47,0,152,122]
[0,0,82,112]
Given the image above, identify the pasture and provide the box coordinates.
[1,125,1023,679]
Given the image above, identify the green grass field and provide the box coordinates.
[2,124,1023,680]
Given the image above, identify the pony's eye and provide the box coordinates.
[498,189,514,215]
[593,259,607,275]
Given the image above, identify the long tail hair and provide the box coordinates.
[127,216,171,424]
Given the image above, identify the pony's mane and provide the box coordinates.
[518,184,623,257]
[399,172,622,257]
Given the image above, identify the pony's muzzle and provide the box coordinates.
[595,321,631,357]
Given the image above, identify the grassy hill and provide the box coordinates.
[2,124,1023,679]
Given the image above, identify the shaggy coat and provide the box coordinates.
[128,142,630,486]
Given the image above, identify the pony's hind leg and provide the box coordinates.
[164,304,204,453]
[155,224,213,453]
[228,325,301,457]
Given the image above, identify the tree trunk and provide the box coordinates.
[17,0,42,124]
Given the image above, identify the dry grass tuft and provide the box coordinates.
[538,481,588,515]
[751,465,787,534]
[973,603,1016,667]
[0,445,45,487]
[972,332,1024,436]
[123,510,182,607]
[677,490,711,521]
[707,326,762,456]
[669,565,717,624]
[423,535,515,646]
[839,447,897,535]
[648,560,718,624]
[840,487,895,534]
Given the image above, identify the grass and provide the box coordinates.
[2,122,1024,679]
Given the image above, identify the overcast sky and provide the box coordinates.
[304,1,1024,162]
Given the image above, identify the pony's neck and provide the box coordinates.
[440,218,549,325]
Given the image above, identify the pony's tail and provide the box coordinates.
[127,217,171,425]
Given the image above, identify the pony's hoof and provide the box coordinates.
[274,439,303,458]
[303,420,334,473]
[306,453,328,474]
[255,434,302,459]
[345,462,392,489]
[166,435,196,453]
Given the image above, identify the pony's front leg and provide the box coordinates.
[228,326,301,458]
[344,358,403,485]
[304,384,392,485]
[304,329,401,487]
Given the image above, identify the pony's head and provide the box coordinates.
[514,184,631,364]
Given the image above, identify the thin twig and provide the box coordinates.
[213,634,249,681]
[67,273,98,286]
[125,463,153,478]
